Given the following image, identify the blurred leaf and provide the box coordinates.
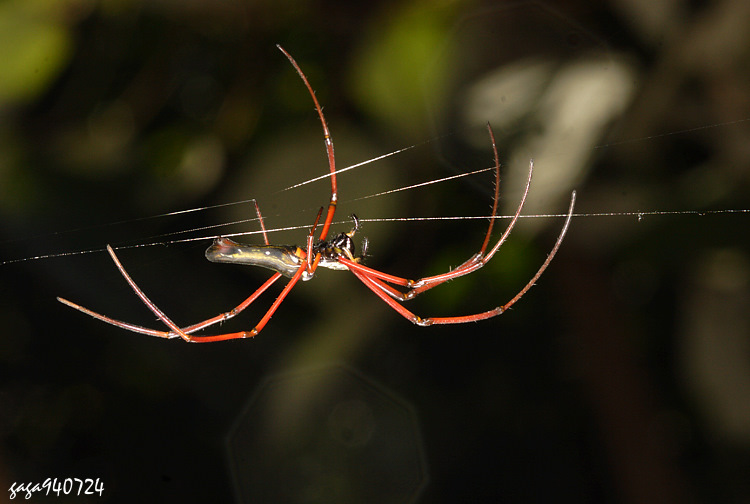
[0,1,73,104]
[349,0,471,137]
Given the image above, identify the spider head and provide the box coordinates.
[314,214,367,269]
[315,231,358,262]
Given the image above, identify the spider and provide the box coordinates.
[57,45,576,342]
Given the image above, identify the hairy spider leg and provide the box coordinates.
[57,273,282,339]
[347,191,575,326]
[58,47,576,341]
[339,123,529,298]
[337,123,576,325]
[57,200,280,340]
[276,45,338,243]
[253,199,271,245]
[57,47,338,341]
[56,208,326,342]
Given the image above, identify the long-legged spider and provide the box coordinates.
[57,45,576,342]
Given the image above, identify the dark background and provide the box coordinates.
[2,0,750,502]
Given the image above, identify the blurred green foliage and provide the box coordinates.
[0,1,73,104]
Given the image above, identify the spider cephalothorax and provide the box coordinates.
[313,214,368,270]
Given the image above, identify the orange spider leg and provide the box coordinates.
[401,126,531,297]
[335,122,575,325]
[276,45,338,242]
[347,191,575,326]
[57,268,284,340]
[58,47,338,342]
[253,199,271,245]
[57,199,279,340]
[338,158,527,300]
[57,206,327,342]
[338,123,532,301]
[57,46,576,342]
